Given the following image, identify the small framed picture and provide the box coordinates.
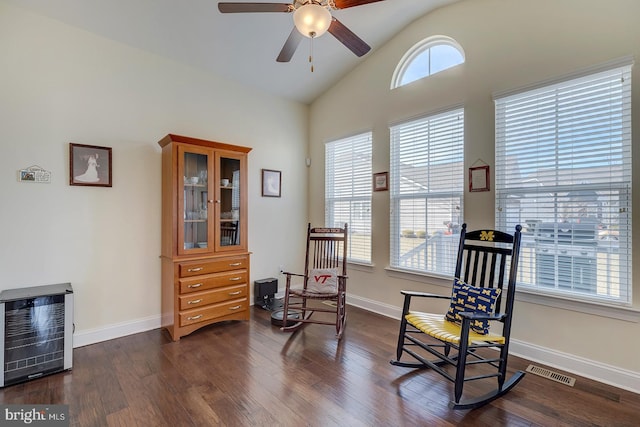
[18,166,52,183]
[469,165,490,192]
[262,169,281,197]
[70,143,112,187]
[373,172,388,192]
[20,171,36,181]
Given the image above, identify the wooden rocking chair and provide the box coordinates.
[281,223,348,339]
[390,223,524,410]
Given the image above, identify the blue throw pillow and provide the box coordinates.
[445,278,501,334]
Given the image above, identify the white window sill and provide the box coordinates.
[515,289,640,323]
[384,267,640,323]
[347,261,374,273]
[384,266,454,289]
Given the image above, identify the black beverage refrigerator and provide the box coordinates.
[0,283,73,387]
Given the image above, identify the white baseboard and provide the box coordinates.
[347,294,403,318]
[508,339,640,395]
[347,294,640,395]
[73,315,161,348]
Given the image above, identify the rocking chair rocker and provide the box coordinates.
[390,223,524,409]
[280,223,348,339]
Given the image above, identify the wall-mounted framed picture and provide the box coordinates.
[70,143,112,187]
[261,169,281,197]
[469,165,490,192]
[373,172,388,192]
[18,165,51,183]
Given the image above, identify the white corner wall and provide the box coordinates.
[0,2,309,345]
[309,0,640,392]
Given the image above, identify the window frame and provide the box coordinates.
[391,35,465,89]
[325,131,373,264]
[494,60,633,308]
[389,107,465,277]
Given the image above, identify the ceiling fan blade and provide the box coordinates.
[328,18,371,57]
[276,28,303,62]
[333,0,385,9]
[218,2,293,13]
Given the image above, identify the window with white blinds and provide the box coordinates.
[390,108,464,276]
[325,132,372,263]
[495,62,632,305]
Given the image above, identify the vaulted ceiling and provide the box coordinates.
[5,0,459,104]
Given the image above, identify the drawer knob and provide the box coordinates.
[228,291,241,296]
[187,314,203,320]
[188,299,203,305]
[229,262,242,266]
[188,267,203,272]
[229,277,241,281]
[188,283,203,288]
[229,305,242,310]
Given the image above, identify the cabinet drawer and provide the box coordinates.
[179,270,247,294]
[179,256,248,278]
[179,298,248,327]
[178,284,247,310]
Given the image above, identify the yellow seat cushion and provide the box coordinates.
[406,312,505,345]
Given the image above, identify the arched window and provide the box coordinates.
[391,36,465,89]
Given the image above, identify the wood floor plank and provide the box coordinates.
[1,305,638,427]
[106,407,141,427]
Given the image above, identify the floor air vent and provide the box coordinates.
[526,364,576,387]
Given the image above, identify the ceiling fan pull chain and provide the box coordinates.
[309,31,316,72]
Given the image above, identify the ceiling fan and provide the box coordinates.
[218,1,385,65]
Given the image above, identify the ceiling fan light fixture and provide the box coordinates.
[293,3,332,38]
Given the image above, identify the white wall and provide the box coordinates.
[309,0,640,392]
[0,2,308,344]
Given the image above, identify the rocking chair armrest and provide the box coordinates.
[283,272,305,278]
[458,311,506,321]
[400,290,450,300]
[283,272,346,279]
[399,290,450,317]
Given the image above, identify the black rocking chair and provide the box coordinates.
[390,223,524,409]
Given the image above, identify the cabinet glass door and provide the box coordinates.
[216,152,243,251]
[178,146,211,254]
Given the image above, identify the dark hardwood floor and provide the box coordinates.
[2,305,639,426]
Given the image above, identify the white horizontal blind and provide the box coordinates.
[325,132,372,263]
[495,64,632,304]
[390,108,464,275]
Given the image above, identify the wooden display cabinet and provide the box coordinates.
[158,134,251,341]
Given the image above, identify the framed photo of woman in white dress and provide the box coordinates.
[261,169,281,197]
[70,143,112,187]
